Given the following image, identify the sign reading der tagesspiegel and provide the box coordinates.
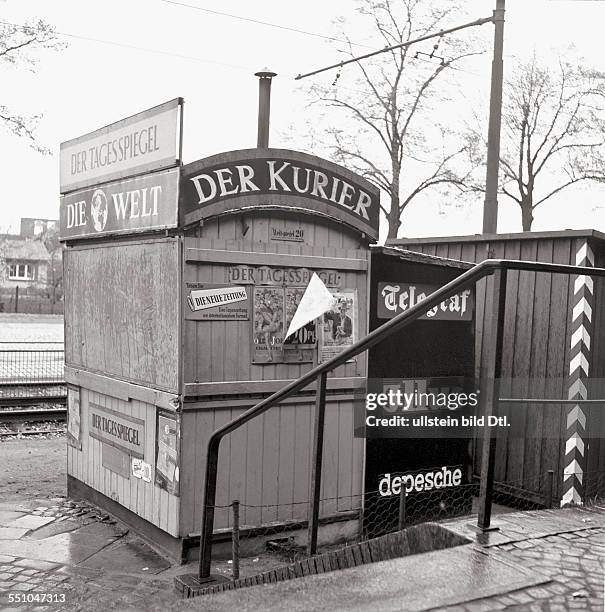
[60,98,182,193]
[89,403,145,459]
[59,168,179,240]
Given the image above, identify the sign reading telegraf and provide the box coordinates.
[377,283,473,321]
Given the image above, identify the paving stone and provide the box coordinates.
[5,515,55,532]
[10,582,34,591]
[0,527,29,540]
[13,558,61,572]
[0,554,15,563]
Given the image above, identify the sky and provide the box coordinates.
[2,0,605,241]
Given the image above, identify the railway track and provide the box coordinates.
[0,407,67,424]
[0,406,67,437]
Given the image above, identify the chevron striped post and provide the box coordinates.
[562,241,594,506]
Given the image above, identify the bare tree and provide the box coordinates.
[0,19,64,153]
[470,54,605,231]
[305,0,481,239]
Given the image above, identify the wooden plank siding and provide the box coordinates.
[182,215,368,387]
[179,213,368,536]
[67,387,179,536]
[179,397,363,536]
[388,233,599,502]
[64,238,180,392]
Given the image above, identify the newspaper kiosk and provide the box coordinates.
[60,94,380,560]
[60,93,476,563]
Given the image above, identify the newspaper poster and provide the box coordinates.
[155,410,179,495]
[284,286,316,362]
[319,289,357,362]
[66,386,81,449]
[252,286,285,363]
[184,282,250,321]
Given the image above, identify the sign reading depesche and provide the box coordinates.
[180,149,380,240]
[60,98,182,194]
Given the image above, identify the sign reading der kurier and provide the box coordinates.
[59,167,178,240]
[377,283,473,321]
[89,403,145,459]
[180,150,380,240]
[60,98,182,193]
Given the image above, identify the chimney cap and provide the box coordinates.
[255,68,277,79]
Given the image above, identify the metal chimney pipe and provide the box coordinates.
[255,68,277,148]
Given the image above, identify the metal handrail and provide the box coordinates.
[197,257,605,580]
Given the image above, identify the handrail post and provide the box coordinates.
[398,488,407,531]
[308,371,327,556]
[545,470,554,509]
[198,437,220,580]
[477,268,507,530]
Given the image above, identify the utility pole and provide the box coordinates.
[482,0,506,234]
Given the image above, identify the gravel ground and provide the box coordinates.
[0,435,66,502]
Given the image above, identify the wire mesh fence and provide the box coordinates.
[205,468,605,581]
[0,342,66,400]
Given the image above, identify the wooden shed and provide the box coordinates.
[388,230,605,507]
[62,145,381,561]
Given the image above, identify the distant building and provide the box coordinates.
[20,218,59,239]
[0,235,51,291]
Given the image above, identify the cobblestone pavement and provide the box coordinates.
[0,498,603,611]
[0,497,177,612]
[441,527,604,612]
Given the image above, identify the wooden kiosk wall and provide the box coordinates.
[388,230,605,503]
[65,237,182,539]
[178,214,369,536]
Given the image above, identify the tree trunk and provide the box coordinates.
[387,191,401,240]
[387,157,401,240]
[521,203,534,231]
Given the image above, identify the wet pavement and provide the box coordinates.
[0,495,602,611]
[0,497,177,611]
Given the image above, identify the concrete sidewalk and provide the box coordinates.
[0,494,602,611]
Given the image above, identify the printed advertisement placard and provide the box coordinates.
[184,283,250,321]
[66,386,81,449]
[253,286,285,363]
[155,410,179,495]
[251,286,317,363]
[319,289,357,362]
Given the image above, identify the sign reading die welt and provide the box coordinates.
[59,168,179,240]
[180,149,380,240]
[60,98,182,194]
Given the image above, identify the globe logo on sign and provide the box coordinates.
[91,189,108,232]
